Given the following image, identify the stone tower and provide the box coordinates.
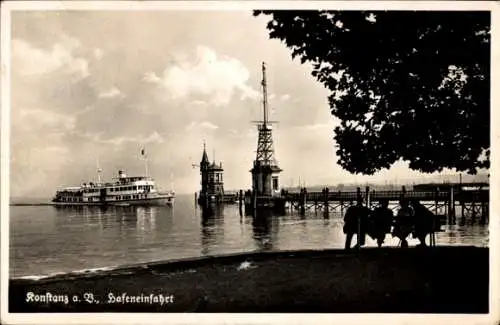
[199,142,224,204]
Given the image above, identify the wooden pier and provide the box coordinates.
[281,183,489,224]
[225,182,489,224]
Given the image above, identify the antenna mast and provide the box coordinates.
[261,61,268,128]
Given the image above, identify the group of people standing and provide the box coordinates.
[343,196,436,249]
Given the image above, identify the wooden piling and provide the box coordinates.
[239,189,243,215]
[480,185,487,224]
[449,185,455,224]
[434,188,439,216]
[314,190,318,214]
[324,187,329,214]
[299,188,306,216]
[471,194,476,224]
[355,187,361,251]
[339,190,343,215]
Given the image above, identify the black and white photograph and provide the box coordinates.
[1,1,498,324]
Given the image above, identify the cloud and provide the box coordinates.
[88,131,165,146]
[144,45,259,106]
[186,121,219,131]
[280,94,291,101]
[190,100,208,106]
[93,48,103,60]
[98,86,125,99]
[12,37,89,80]
[16,108,76,134]
[295,123,333,131]
[143,71,161,84]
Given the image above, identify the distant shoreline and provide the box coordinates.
[9,246,489,313]
[9,203,53,206]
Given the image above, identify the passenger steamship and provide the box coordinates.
[51,169,175,206]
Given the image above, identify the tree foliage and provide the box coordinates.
[254,10,490,174]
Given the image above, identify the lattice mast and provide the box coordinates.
[255,62,278,166]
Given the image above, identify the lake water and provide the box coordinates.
[9,195,489,278]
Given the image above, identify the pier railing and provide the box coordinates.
[281,189,488,203]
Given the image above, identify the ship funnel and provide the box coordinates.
[118,169,127,178]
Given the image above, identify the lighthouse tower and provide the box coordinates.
[199,142,224,204]
[250,62,282,197]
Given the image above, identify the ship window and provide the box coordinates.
[133,186,137,190]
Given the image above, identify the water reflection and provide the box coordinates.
[53,205,174,232]
[200,204,225,255]
[251,209,279,252]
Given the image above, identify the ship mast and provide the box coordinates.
[97,158,102,184]
[140,147,149,177]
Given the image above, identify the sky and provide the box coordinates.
[9,10,486,197]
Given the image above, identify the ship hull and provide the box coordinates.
[51,195,174,207]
